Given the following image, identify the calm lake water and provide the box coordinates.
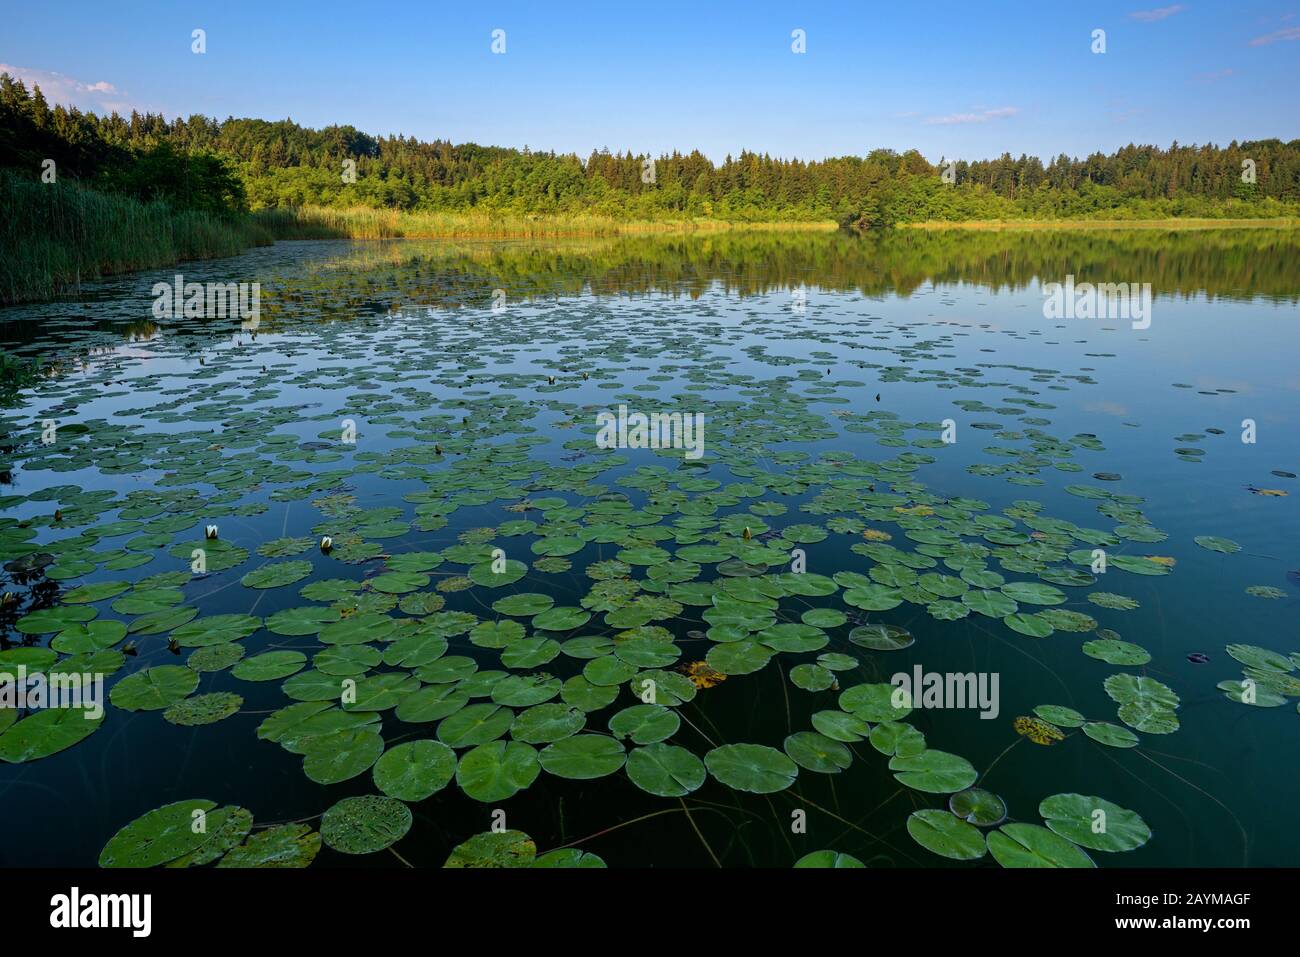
[1,228,1297,868]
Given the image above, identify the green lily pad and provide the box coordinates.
[811,710,870,743]
[889,749,978,793]
[793,850,865,868]
[704,743,798,794]
[217,823,321,868]
[167,806,254,867]
[232,651,307,682]
[438,703,514,747]
[949,788,1008,826]
[539,734,627,779]
[301,729,384,784]
[531,606,591,631]
[1083,638,1151,665]
[608,704,679,745]
[241,560,313,589]
[444,829,537,867]
[321,795,412,854]
[455,740,541,801]
[468,559,527,587]
[1033,705,1085,728]
[99,799,217,867]
[847,623,913,651]
[1082,721,1140,748]
[163,692,242,726]
[1194,535,1240,554]
[839,682,912,722]
[534,848,607,868]
[1038,793,1151,852]
[266,606,341,636]
[988,823,1096,868]
[624,742,706,796]
[0,707,104,762]
[170,613,261,647]
[510,703,586,744]
[907,809,986,861]
[783,731,852,773]
[110,665,199,712]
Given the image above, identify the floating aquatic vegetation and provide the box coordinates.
[1083,637,1151,665]
[987,823,1095,868]
[1194,536,1240,554]
[218,823,320,868]
[949,788,1008,826]
[1,233,1286,870]
[321,795,412,854]
[164,692,242,726]
[907,809,986,861]
[1013,716,1065,745]
[1217,642,1300,709]
[100,800,224,868]
[793,850,865,868]
[1245,585,1284,599]
[1039,794,1151,852]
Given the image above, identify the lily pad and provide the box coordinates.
[889,750,977,793]
[539,734,627,779]
[321,795,412,854]
[907,809,986,861]
[624,743,706,797]
[704,743,798,794]
[949,788,1008,826]
[373,740,457,801]
[217,823,320,868]
[988,823,1095,868]
[163,692,243,726]
[99,799,217,867]
[1039,793,1151,852]
[444,829,537,867]
[0,707,104,762]
[110,665,199,712]
[455,740,541,802]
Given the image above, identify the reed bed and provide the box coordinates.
[253,205,837,240]
[0,172,272,305]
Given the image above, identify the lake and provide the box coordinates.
[1,227,1297,868]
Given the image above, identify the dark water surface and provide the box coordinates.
[1,228,1297,868]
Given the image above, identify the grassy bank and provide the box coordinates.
[0,172,273,305]
[253,205,839,240]
[6,183,1298,309]
[902,217,1300,231]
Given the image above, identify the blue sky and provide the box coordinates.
[2,1,1296,162]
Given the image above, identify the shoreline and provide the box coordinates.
[900,217,1299,231]
[5,211,1297,308]
[250,207,840,240]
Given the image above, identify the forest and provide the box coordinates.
[4,72,1299,227]
[3,70,1299,303]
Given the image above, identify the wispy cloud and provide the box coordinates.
[1194,67,1235,81]
[1248,26,1300,45]
[1129,5,1186,22]
[924,106,1020,126]
[0,63,134,114]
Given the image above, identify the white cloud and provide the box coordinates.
[924,106,1020,126]
[1249,26,1300,46]
[1129,5,1186,22]
[0,63,133,113]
